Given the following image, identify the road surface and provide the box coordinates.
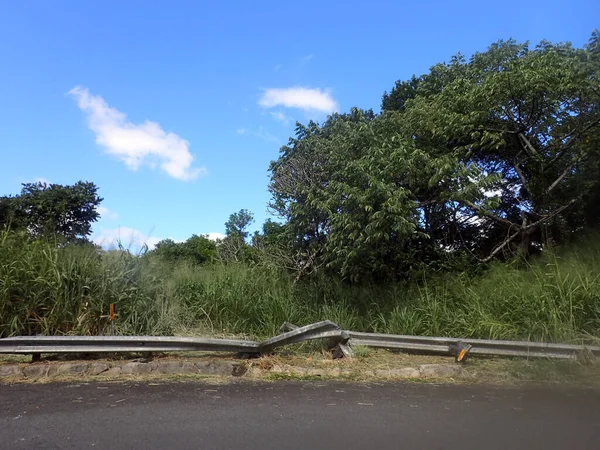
[1,381,599,449]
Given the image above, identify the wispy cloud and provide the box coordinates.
[258,87,338,114]
[269,111,290,125]
[206,232,226,241]
[238,126,280,144]
[300,54,314,62]
[93,226,161,251]
[97,206,119,220]
[254,127,280,144]
[34,177,51,185]
[68,86,206,181]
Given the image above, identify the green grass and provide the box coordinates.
[1,229,599,343]
[372,247,600,343]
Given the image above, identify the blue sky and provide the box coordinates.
[1,1,597,249]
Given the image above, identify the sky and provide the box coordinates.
[1,0,598,250]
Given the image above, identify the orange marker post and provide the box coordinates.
[109,303,115,336]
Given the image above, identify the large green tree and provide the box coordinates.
[269,109,472,281]
[269,32,600,282]
[224,209,254,241]
[219,209,256,262]
[0,181,103,242]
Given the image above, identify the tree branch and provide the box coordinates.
[462,200,520,230]
[518,133,540,158]
[513,153,530,195]
[544,118,600,170]
[546,160,578,195]
[480,196,581,263]
[481,228,522,263]
[523,196,581,231]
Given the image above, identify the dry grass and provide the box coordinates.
[244,349,600,386]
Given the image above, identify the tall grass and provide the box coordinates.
[1,229,599,342]
[373,246,600,342]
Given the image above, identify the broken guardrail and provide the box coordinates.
[1,320,599,362]
[0,321,343,360]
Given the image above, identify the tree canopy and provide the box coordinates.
[151,234,218,265]
[0,181,102,243]
[268,33,600,282]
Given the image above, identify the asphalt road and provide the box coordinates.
[1,381,599,449]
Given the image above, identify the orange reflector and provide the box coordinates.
[457,348,466,362]
[109,303,115,321]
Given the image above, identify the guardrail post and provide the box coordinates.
[450,341,472,363]
[333,331,353,359]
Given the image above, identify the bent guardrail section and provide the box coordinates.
[1,320,599,361]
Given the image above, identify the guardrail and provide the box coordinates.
[0,321,344,360]
[1,321,599,362]
[347,332,600,359]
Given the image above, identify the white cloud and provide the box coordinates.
[97,206,119,220]
[34,177,51,185]
[206,232,226,241]
[68,86,206,181]
[269,111,290,125]
[93,226,161,251]
[300,54,314,62]
[237,126,280,143]
[258,87,338,114]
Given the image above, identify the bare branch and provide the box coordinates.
[462,200,520,230]
[480,196,581,263]
[475,126,518,134]
[518,133,540,158]
[481,228,522,263]
[546,160,578,195]
[523,196,581,230]
[513,153,530,194]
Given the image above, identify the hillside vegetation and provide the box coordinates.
[1,228,599,342]
[2,33,600,341]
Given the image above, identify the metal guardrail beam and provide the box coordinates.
[347,331,600,359]
[0,336,259,354]
[0,321,344,357]
[350,339,451,354]
[259,320,341,352]
[1,321,598,361]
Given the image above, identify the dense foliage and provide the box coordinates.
[0,181,102,243]
[2,228,599,342]
[269,33,600,282]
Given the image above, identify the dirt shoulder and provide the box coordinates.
[1,349,599,386]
